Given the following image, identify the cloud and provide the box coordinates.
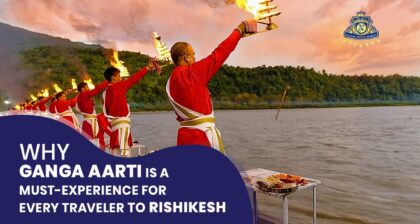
[399,19,420,36]
[398,0,420,13]
[3,0,152,47]
[297,1,420,75]
[175,0,236,8]
[365,0,420,14]
[314,0,349,19]
[364,0,396,14]
[346,52,420,73]
[0,0,419,76]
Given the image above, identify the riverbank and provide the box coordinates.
[124,101,420,112]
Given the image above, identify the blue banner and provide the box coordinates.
[0,115,253,224]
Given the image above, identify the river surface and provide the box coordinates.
[130,106,420,224]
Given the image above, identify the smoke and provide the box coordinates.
[103,48,117,66]
[3,0,153,46]
[0,56,31,101]
[0,22,33,101]
[66,50,89,77]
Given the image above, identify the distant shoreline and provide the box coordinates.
[4,102,418,113]
[127,101,420,112]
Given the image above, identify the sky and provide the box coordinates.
[0,0,420,76]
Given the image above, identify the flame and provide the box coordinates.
[153,32,171,62]
[71,79,77,90]
[37,88,49,98]
[109,50,130,77]
[83,78,95,90]
[15,104,21,110]
[42,89,49,97]
[52,84,63,93]
[235,0,279,20]
[30,94,37,101]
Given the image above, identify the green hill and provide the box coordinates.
[0,22,99,110]
[1,22,419,111]
[20,46,420,111]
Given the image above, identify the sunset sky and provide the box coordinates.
[1,0,420,76]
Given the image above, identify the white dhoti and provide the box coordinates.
[102,88,134,157]
[109,116,131,156]
[166,79,225,154]
[59,109,80,131]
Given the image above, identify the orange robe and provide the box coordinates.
[35,96,53,112]
[103,67,148,150]
[96,113,112,150]
[167,29,241,153]
[49,101,57,114]
[54,96,79,130]
[76,81,108,139]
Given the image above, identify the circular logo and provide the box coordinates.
[356,23,367,34]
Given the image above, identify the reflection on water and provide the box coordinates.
[132,106,420,224]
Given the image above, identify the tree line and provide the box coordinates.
[20,46,420,111]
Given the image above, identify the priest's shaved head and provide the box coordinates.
[171,42,196,66]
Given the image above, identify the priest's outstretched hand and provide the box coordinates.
[237,19,257,37]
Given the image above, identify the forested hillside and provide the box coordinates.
[20,46,420,111]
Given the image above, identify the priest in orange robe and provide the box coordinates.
[166,20,257,155]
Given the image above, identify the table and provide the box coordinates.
[240,168,321,224]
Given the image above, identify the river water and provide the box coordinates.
[130,106,420,224]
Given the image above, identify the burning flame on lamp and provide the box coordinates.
[109,50,130,77]
[52,84,63,93]
[42,89,49,97]
[235,0,281,35]
[30,94,37,101]
[71,79,77,90]
[83,78,95,90]
[153,32,171,63]
[37,89,49,98]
